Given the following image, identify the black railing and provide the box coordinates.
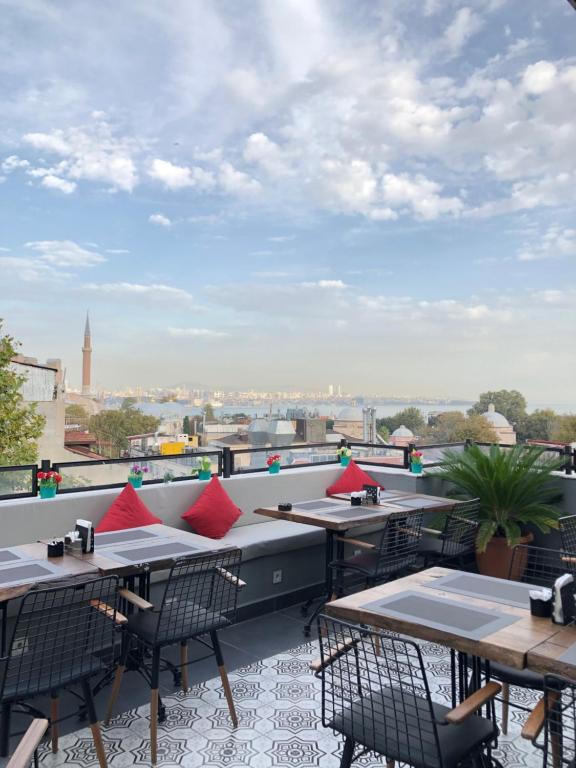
[0,440,573,500]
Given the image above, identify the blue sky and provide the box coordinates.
[0,0,575,401]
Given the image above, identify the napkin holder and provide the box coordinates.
[363,485,380,505]
[552,573,575,625]
[75,519,94,554]
[47,540,64,558]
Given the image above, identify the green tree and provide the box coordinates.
[183,415,191,434]
[66,404,89,421]
[518,409,558,442]
[377,424,390,442]
[203,403,216,422]
[425,412,497,444]
[377,407,426,437]
[121,397,138,411]
[551,415,576,444]
[89,409,160,458]
[468,390,527,427]
[0,322,45,465]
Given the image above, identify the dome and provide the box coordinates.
[336,407,364,421]
[482,403,510,427]
[391,424,414,437]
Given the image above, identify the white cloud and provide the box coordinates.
[0,256,65,283]
[23,131,70,155]
[522,61,557,95]
[148,159,214,190]
[381,173,463,220]
[517,225,576,261]
[40,174,77,194]
[268,235,296,243]
[443,7,484,56]
[244,133,292,178]
[25,240,105,267]
[2,155,30,173]
[81,282,196,306]
[168,327,229,338]
[148,213,172,227]
[218,162,261,197]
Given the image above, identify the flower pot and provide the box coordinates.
[39,485,57,499]
[476,532,534,579]
[340,457,351,467]
[198,470,211,481]
[128,477,143,489]
[268,464,280,474]
[410,463,423,475]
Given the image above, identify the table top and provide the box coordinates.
[254,492,455,532]
[527,626,576,681]
[0,543,99,602]
[326,567,562,670]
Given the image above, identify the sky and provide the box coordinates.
[0,0,575,402]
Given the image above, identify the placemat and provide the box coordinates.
[293,500,345,512]
[559,644,576,666]
[106,541,201,564]
[362,590,519,640]
[0,548,29,564]
[0,561,62,588]
[429,572,535,609]
[393,497,449,509]
[95,528,161,547]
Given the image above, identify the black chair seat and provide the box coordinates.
[331,689,496,768]
[487,661,565,691]
[330,552,415,578]
[127,605,230,646]
[418,538,469,558]
[1,655,106,703]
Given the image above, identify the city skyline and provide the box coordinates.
[1,1,575,401]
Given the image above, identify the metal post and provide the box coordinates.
[222,447,232,478]
[564,445,573,476]
[465,438,472,451]
[41,458,51,472]
[405,443,415,470]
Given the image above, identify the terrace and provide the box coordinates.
[0,446,575,768]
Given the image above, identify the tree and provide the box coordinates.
[89,409,160,458]
[425,412,497,444]
[121,397,137,411]
[377,424,390,442]
[551,415,576,444]
[182,415,191,435]
[203,403,216,422]
[518,409,558,442]
[66,404,89,421]
[0,322,45,465]
[468,390,527,427]
[376,407,426,437]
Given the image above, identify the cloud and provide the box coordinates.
[443,7,484,56]
[81,281,196,306]
[517,225,576,261]
[148,159,214,190]
[1,155,30,173]
[0,255,65,283]
[25,240,105,267]
[522,60,558,95]
[40,174,77,194]
[268,235,296,243]
[148,213,172,227]
[218,162,261,197]
[168,327,229,338]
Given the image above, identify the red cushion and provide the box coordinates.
[326,460,384,495]
[181,476,242,539]
[95,483,162,533]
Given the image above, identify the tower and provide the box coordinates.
[82,312,92,396]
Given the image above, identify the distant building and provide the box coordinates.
[389,424,415,447]
[82,312,92,396]
[333,407,364,440]
[482,403,517,444]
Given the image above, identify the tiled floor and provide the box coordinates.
[0,602,545,767]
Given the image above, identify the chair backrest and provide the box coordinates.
[559,516,576,555]
[542,675,575,768]
[0,576,119,701]
[155,548,242,644]
[439,514,479,559]
[374,509,424,572]
[452,498,480,519]
[317,615,443,768]
[508,545,576,587]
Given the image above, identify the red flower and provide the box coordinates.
[37,471,46,480]
[266,454,281,466]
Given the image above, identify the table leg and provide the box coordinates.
[1,602,7,657]
[303,530,337,638]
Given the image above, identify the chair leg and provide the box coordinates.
[340,737,355,768]
[50,692,59,753]
[211,630,238,728]
[0,702,11,758]
[501,682,509,736]
[150,647,161,765]
[105,635,130,725]
[81,679,107,768]
[180,641,189,691]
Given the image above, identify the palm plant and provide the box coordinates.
[435,443,563,552]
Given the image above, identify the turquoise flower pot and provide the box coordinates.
[340,457,351,467]
[39,485,57,499]
[128,476,143,489]
[268,463,280,474]
[410,463,423,475]
[198,470,211,481]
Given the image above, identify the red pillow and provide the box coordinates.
[95,483,162,533]
[181,476,242,539]
[326,460,384,496]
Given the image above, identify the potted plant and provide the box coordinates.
[37,470,62,499]
[198,456,212,481]
[128,465,148,489]
[410,449,424,475]
[337,446,352,467]
[434,443,563,577]
[267,454,281,475]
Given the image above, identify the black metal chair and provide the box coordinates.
[521,674,571,768]
[487,545,575,735]
[559,516,576,555]
[0,576,121,767]
[329,509,424,594]
[314,615,500,768]
[418,499,480,568]
[106,548,244,765]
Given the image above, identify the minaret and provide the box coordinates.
[82,312,92,396]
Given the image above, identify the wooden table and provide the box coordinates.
[326,567,562,671]
[255,493,455,637]
[527,626,576,681]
